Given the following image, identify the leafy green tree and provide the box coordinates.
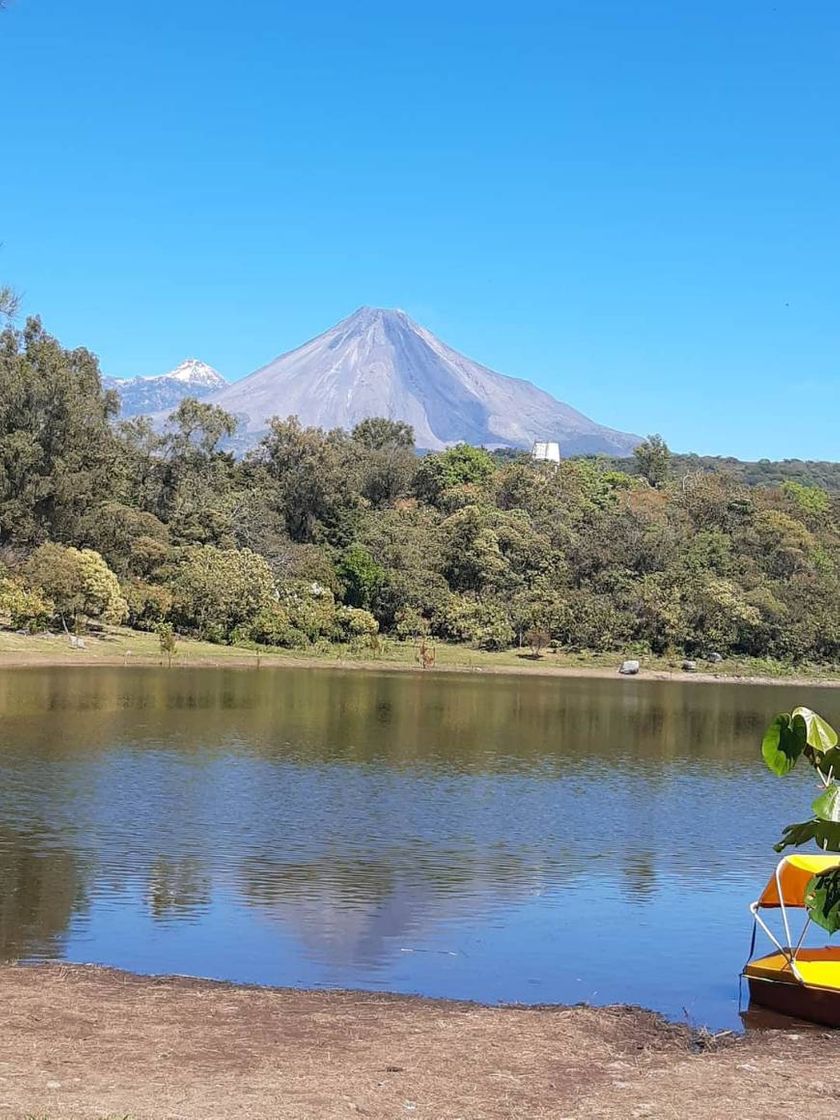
[439,505,507,593]
[155,399,238,545]
[351,417,414,450]
[349,419,418,507]
[633,434,671,488]
[281,582,338,643]
[78,501,169,577]
[156,621,178,666]
[413,444,496,506]
[253,417,358,544]
[170,545,276,640]
[435,594,515,650]
[336,544,385,609]
[24,543,127,627]
[123,580,173,630]
[0,318,120,544]
[394,606,430,640]
[0,577,53,631]
[782,481,831,520]
[0,285,19,321]
[332,605,380,646]
[242,604,307,648]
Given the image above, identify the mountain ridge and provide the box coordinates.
[105,359,226,416]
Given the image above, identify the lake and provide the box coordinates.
[0,665,834,1030]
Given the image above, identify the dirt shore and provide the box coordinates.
[2,964,838,1120]
[0,629,838,689]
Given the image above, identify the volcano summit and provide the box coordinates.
[198,307,639,455]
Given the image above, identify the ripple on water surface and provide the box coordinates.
[0,665,833,1029]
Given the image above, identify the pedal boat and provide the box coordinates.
[744,854,840,1027]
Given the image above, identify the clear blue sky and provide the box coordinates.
[1,0,838,459]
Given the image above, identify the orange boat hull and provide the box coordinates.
[745,950,840,1028]
[747,976,840,1028]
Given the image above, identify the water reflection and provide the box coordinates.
[0,665,835,1028]
[0,824,86,958]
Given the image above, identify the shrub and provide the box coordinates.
[24,543,127,627]
[0,577,53,631]
[123,580,173,630]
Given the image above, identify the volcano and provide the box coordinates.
[105,359,226,417]
[201,307,639,455]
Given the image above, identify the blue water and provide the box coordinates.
[0,665,834,1030]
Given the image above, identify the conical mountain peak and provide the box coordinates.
[342,306,412,330]
[196,308,639,455]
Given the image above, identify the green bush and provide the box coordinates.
[0,577,53,631]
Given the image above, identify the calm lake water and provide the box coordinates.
[0,665,835,1029]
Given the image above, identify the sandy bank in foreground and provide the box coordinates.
[1,964,838,1120]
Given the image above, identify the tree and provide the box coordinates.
[24,544,127,628]
[78,501,169,577]
[156,621,178,667]
[633,434,671,488]
[526,625,550,659]
[123,580,173,630]
[413,444,496,506]
[0,318,120,544]
[0,286,19,321]
[252,417,358,544]
[351,417,414,450]
[154,399,238,545]
[170,546,276,640]
[762,707,840,931]
[351,419,417,507]
[336,544,384,609]
[0,577,52,631]
[332,605,379,648]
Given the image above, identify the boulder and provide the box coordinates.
[682,659,697,672]
[619,660,640,676]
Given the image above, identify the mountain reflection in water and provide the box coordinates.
[0,666,834,1028]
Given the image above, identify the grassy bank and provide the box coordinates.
[4,964,839,1120]
[0,624,838,687]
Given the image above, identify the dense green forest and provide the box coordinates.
[1,317,838,665]
[591,451,840,492]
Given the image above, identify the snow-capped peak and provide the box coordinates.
[104,359,227,418]
[164,359,226,387]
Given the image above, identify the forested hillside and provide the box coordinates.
[592,451,840,492]
[1,318,838,665]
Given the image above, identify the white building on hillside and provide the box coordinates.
[531,441,561,464]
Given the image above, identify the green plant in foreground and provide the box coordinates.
[762,706,840,931]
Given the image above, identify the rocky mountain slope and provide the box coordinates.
[105,359,226,417]
[200,307,639,455]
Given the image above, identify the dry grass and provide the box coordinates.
[2,965,839,1119]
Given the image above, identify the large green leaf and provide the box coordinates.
[813,783,840,823]
[805,868,840,934]
[762,714,806,776]
[792,707,838,753]
[816,746,840,780]
[774,818,840,852]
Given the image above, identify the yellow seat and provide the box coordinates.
[745,948,840,992]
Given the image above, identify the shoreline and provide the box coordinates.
[0,639,838,689]
[2,962,838,1119]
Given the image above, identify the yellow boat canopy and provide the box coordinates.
[756,854,840,909]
